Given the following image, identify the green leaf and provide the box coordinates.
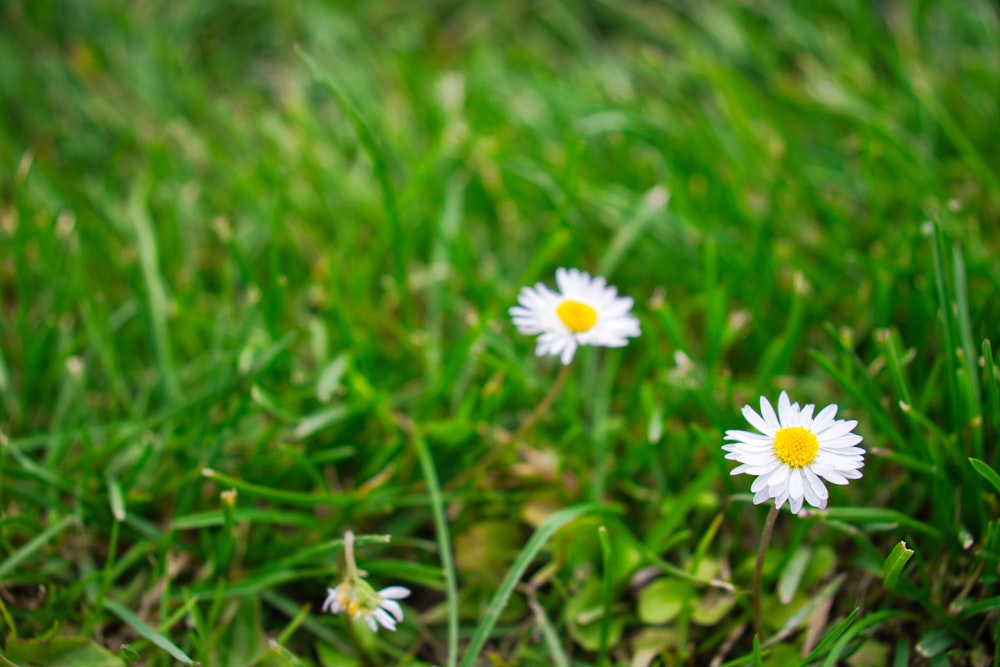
[637,578,688,624]
[969,457,1000,495]
[883,541,915,590]
[690,589,737,626]
[777,546,812,604]
[565,577,625,652]
[4,637,126,667]
[916,628,955,659]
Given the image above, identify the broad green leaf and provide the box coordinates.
[630,628,679,667]
[5,637,126,667]
[638,578,689,624]
[690,589,737,626]
[565,577,625,652]
[883,541,915,590]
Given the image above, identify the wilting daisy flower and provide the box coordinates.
[322,531,411,632]
[509,267,641,365]
[322,580,411,632]
[723,391,865,514]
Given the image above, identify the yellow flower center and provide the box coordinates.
[773,426,819,468]
[556,300,597,333]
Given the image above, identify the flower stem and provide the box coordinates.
[512,363,571,441]
[752,504,779,639]
[343,530,358,579]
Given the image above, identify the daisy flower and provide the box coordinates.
[322,531,411,632]
[509,267,641,365]
[723,391,865,514]
[322,580,411,632]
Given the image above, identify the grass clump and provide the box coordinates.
[2,1,1000,665]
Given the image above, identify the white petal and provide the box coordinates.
[778,392,793,427]
[812,466,849,485]
[815,419,858,440]
[798,404,815,428]
[742,404,775,436]
[788,468,804,500]
[803,468,829,503]
[726,450,776,466]
[372,608,397,631]
[760,396,781,432]
[788,493,804,514]
[731,460,782,476]
[321,589,338,613]
[810,404,839,433]
[766,464,790,491]
[560,341,577,365]
[380,599,404,622]
[801,468,826,509]
[724,429,774,444]
[820,434,864,449]
[378,586,411,600]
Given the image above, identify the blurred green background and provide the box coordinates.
[2,1,999,665]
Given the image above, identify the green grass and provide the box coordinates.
[2,1,1000,665]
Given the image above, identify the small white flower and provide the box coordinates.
[723,391,865,514]
[322,581,411,632]
[509,267,641,364]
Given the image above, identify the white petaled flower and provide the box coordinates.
[509,267,641,365]
[322,580,411,632]
[723,391,865,514]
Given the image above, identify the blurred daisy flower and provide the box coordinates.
[322,531,411,632]
[509,267,641,364]
[723,391,865,514]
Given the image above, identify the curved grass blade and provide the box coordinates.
[819,610,910,667]
[102,598,194,664]
[804,507,941,539]
[409,422,459,667]
[458,503,609,667]
[0,514,77,580]
[969,458,1000,496]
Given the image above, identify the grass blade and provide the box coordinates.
[101,598,194,664]
[597,525,613,667]
[969,458,1000,496]
[408,421,459,667]
[883,540,915,590]
[0,514,77,580]
[458,503,608,667]
[128,187,181,403]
